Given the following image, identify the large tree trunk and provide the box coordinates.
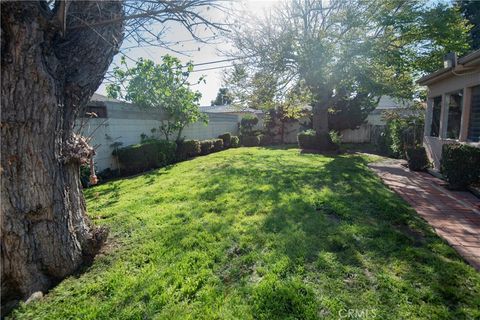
[312,102,329,134]
[311,100,336,150]
[1,1,123,310]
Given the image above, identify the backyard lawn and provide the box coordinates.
[12,147,480,319]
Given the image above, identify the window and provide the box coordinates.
[430,96,442,137]
[468,85,480,142]
[81,105,107,118]
[446,91,463,139]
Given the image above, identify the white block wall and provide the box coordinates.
[76,101,240,171]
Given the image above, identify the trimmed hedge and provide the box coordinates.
[176,139,201,161]
[298,130,337,151]
[441,143,480,189]
[200,140,214,155]
[241,135,260,147]
[212,138,224,152]
[114,140,176,175]
[218,133,232,148]
[230,136,240,148]
[405,146,429,171]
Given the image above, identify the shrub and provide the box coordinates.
[200,140,214,155]
[298,130,337,151]
[176,139,201,161]
[329,130,342,145]
[405,146,429,171]
[80,164,92,188]
[218,133,232,148]
[441,143,480,189]
[383,106,424,158]
[212,138,224,152]
[98,168,120,181]
[241,135,260,147]
[240,115,259,136]
[230,136,240,148]
[114,140,176,175]
[259,134,274,146]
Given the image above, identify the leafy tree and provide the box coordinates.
[222,64,251,108]
[211,87,233,105]
[459,0,480,50]
[108,56,207,142]
[382,103,425,158]
[1,0,225,307]
[229,0,471,147]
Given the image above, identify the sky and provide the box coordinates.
[97,1,279,106]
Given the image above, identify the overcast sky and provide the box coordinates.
[97,0,279,106]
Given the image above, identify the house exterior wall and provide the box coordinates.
[422,70,480,169]
[76,100,239,171]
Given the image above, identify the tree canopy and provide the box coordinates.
[227,0,472,133]
[107,55,207,141]
[211,87,233,106]
[459,0,480,50]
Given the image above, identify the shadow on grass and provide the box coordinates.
[190,151,479,318]
[19,148,478,319]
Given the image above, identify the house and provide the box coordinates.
[417,50,480,169]
[340,96,415,144]
[199,104,264,117]
[77,94,240,171]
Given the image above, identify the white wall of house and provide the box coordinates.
[422,69,480,169]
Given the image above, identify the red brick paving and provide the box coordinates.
[369,159,480,271]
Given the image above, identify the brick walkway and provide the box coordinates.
[369,159,480,271]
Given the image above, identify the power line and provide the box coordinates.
[191,62,248,73]
[190,57,244,67]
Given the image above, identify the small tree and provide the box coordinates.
[239,115,259,136]
[211,87,233,106]
[382,102,425,158]
[108,56,207,142]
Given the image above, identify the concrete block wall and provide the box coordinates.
[76,101,240,171]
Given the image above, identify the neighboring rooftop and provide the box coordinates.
[199,105,263,114]
[417,49,480,86]
[91,93,123,103]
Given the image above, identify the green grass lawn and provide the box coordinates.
[12,147,480,319]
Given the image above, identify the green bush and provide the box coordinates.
[176,139,201,161]
[259,134,274,146]
[241,135,260,147]
[200,140,214,155]
[212,138,224,152]
[114,140,176,175]
[329,130,342,145]
[218,133,232,148]
[441,143,480,189]
[405,146,429,171]
[383,108,424,158]
[80,164,93,188]
[298,130,337,151]
[240,115,259,136]
[230,136,240,148]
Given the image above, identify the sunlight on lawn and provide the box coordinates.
[12,147,480,319]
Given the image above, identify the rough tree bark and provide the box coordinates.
[1,1,123,308]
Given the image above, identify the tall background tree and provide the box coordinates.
[1,0,225,310]
[227,0,471,148]
[211,87,233,106]
[459,0,480,50]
